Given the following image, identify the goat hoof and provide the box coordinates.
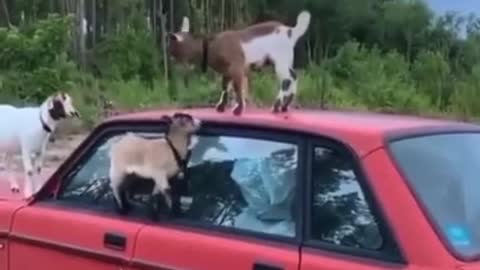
[281,106,289,113]
[116,206,129,215]
[10,186,20,193]
[232,105,243,116]
[114,201,130,215]
[272,106,281,113]
[215,103,226,113]
[150,212,160,221]
[272,99,282,113]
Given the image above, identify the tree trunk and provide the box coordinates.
[152,0,157,41]
[220,0,225,30]
[169,0,174,32]
[49,0,54,13]
[91,0,96,46]
[104,0,110,34]
[205,0,210,32]
[59,0,65,15]
[78,0,87,70]
[159,0,169,85]
[0,0,11,28]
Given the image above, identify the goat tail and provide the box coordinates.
[292,10,311,43]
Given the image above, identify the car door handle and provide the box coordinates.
[103,232,126,251]
[253,262,283,270]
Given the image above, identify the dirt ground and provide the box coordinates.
[0,131,89,199]
[0,133,88,174]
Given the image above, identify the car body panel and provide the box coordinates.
[0,200,24,270]
[300,247,427,270]
[9,203,143,270]
[0,108,478,270]
[132,225,299,270]
[361,148,458,268]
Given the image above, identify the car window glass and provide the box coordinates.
[310,146,383,250]
[389,133,480,258]
[180,135,299,238]
[58,132,164,209]
[57,131,298,238]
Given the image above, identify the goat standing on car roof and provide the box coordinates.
[168,10,311,116]
[0,92,80,198]
[108,113,201,218]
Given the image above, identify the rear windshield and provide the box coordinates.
[389,132,480,259]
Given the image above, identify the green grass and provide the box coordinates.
[65,66,443,130]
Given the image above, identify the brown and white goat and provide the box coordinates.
[168,11,311,115]
[108,113,201,216]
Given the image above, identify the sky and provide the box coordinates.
[425,0,479,16]
[424,0,479,38]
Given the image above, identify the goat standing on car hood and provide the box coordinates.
[0,92,80,198]
[168,11,311,116]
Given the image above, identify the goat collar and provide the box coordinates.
[39,111,52,133]
[201,38,209,73]
[165,136,191,179]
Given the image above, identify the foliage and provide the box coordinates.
[93,27,159,83]
[0,14,76,102]
[92,2,159,83]
[1,0,480,128]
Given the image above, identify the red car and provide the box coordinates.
[1,107,479,270]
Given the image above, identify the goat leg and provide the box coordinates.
[149,172,173,221]
[215,77,231,113]
[215,91,229,113]
[272,96,282,113]
[109,171,130,214]
[4,153,20,193]
[35,139,48,175]
[280,68,298,112]
[281,93,295,112]
[231,74,246,116]
[21,148,34,198]
[111,185,131,215]
[273,65,297,113]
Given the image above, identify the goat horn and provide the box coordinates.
[181,16,190,33]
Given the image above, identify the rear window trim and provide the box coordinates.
[385,125,480,143]
[385,129,480,262]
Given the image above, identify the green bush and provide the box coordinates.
[325,41,431,113]
[449,64,480,119]
[92,27,159,83]
[0,14,76,102]
[412,50,452,109]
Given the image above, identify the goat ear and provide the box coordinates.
[168,33,183,42]
[160,115,173,125]
[46,94,59,110]
[180,16,190,33]
[47,98,55,110]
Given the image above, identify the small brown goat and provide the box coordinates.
[168,11,311,115]
[108,112,201,217]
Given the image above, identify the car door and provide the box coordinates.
[300,138,414,270]
[131,126,304,270]
[8,131,146,270]
[9,205,143,270]
[0,200,23,270]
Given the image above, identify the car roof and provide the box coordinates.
[105,107,480,156]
